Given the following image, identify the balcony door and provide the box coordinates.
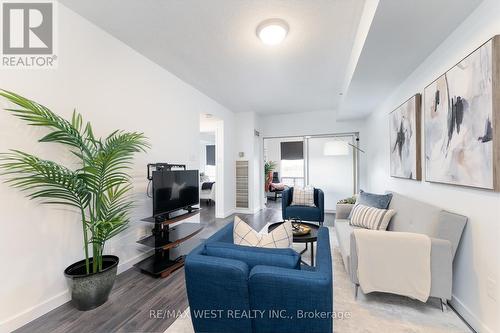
[306,135,357,212]
[264,133,358,212]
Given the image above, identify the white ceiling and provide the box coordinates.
[60,0,484,118]
[60,0,366,114]
[340,0,484,118]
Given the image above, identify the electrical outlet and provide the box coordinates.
[487,277,497,301]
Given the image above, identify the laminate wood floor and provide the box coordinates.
[15,200,329,333]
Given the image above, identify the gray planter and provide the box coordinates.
[64,255,119,311]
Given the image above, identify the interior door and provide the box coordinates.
[307,135,356,212]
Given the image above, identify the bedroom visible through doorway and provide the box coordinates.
[200,114,222,216]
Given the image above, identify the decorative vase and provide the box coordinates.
[64,255,119,311]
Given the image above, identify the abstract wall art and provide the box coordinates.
[424,36,500,191]
[390,94,422,180]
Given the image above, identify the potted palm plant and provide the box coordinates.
[0,90,149,310]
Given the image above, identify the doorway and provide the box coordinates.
[200,114,224,218]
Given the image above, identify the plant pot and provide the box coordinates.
[264,171,273,192]
[64,255,119,311]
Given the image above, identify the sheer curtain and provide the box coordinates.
[306,135,356,212]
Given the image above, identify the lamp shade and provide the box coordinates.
[323,141,349,156]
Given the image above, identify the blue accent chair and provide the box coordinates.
[185,222,333,333]
[282,187,325,226]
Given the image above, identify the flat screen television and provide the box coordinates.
[152,170,199,217]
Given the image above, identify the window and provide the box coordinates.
[281,159,303,178]
[281,159,304,188]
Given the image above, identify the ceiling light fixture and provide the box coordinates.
[256,19,289,46]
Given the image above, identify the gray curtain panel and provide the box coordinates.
[280,141,303,160]
[206,145,215,165]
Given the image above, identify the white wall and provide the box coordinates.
[200,118,235,217]
[363,0,500,331]
[0,4,236,332]
[199,143,207,174]
[254,115,265,210]
[260,109,365,138]
[199,132,216,180]
[234,112,262,213]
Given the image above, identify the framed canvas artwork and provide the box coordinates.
[390,94,422,180]
[423,36,500,191]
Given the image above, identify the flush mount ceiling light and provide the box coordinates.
[256,19,289,46]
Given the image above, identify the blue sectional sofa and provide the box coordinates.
[282,187,325,226]
[185,221,333,333]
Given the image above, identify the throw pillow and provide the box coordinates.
[350,204,396,230]
[233,217,293,249]
[259,221,293,248]
[348,190,393,219]
[357,190,393,209]
[233,216,261,246]
[291,186,315,207]
[270,182,286,191]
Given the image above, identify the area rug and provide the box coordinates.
[165,226,471,333]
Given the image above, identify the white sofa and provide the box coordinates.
[200,182,215,204]
[335,192,467,310]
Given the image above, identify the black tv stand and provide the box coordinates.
[149,207,199,223]
[135,209,203,278]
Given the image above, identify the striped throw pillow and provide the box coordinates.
[291,186,315,207]
[349,204,396,230]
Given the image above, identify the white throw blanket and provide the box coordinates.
[353,229,431,302]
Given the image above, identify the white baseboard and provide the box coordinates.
[0,251,152,333]
[0,289,70,333]
[221,209,235,218]
[234,207,261,215]
[252,206,262,214]
[451,294,492,333]
[234,208,251,214]
[116,251,152,274]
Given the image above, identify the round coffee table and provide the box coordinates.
[268,221,319,266]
